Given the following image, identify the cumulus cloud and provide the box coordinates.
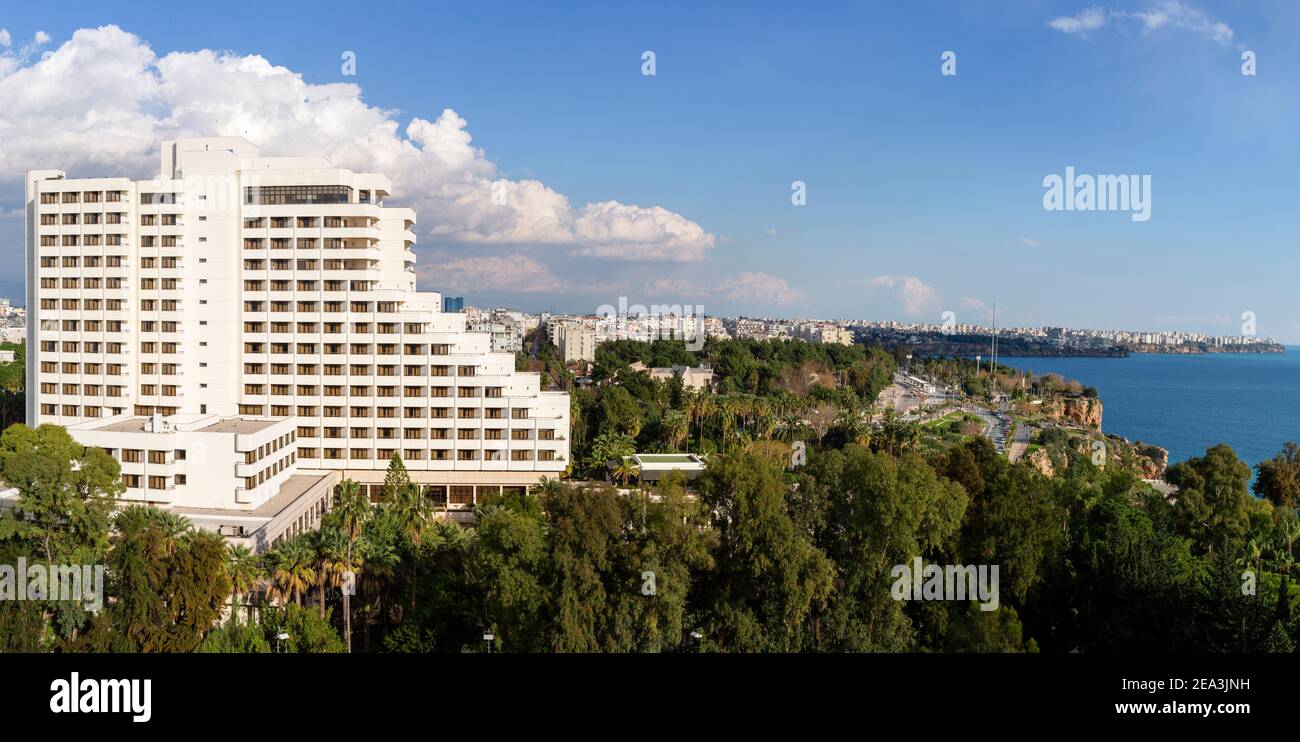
[0,25,714,261]
[868,275,939,316]
[959,297,996,321]
[1048,2,1235,46]
[637,272,802,308]
[718,272,804,307]
[416,254,566,294]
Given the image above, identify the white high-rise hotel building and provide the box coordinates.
[24,137,569,519]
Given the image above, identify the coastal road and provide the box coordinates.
[963,406,1010,454]
[1008,423,1033,462]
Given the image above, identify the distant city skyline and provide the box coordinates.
[5,3,1300,338]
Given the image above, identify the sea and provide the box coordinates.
[999,348,1300,472]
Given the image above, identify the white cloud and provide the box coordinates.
[0,28,50,76]
[717,272,803,308]
[959,297,995,320]
[0,25,714,261]
[868,275,939,316]
[417,253,566,294]
[1048,2,1235,46]
[1018,237,1041,247]
[642,277,703,297]
[639,273,802,308]
[1048,7,1108,38]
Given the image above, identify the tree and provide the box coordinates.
[108,506,231,652]
[1166,444,1253,557]
[0,423,121,566]
[599,386,644,438]
[694,451,833,651]
[391,481,432,612]
[472,494,550,652]
[610,458,640,487]
[225,544,264,622]
[381,452,410,502]
[266,536,316,607]
[662,409,688,451]
[330,478,370,652]
[1254,442,1300,510]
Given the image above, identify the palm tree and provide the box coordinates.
[268,537,316,607]
[225,544,263,622]
[693,393,715,452]
[312,526,357,619]
[612,458,640,487]
[332,478,370,652]
[391,482,432,612]
[663,409,688,451]
[533,476,563,499]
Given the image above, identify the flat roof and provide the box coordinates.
[82,416,282,435]
[171,473,332,519]
[197,418,282,434]
[635,454,699,464]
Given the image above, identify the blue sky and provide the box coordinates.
[4,1,1300,339]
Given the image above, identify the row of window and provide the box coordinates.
[242,383,501,397]
[38,340,128,353]
[244,238,372,250]
[37,299,127,312]
[242,323,439,337]
[121,474,185,490]
[40,235,126,246]
[244,215,372,227]
[39,212,125,225]
[241,342,477,358]
[39,383,127,396]
[295,427,549,441]
[38,404,122,417]
[297,448,556,462]
[242,301,405,313]
[244,362,466,375]
[242,405,534,420]
[119,448,188,464]
[244,451,297,490]
[39,191,127,204]
[244,280,374,292]
[38,362,127,375]
[245,259,381,271]
[40,278,141,290]
[39,256,128,267]
[243,432,297,465]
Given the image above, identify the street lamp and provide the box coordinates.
[275,631,290,654]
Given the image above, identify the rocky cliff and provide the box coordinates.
[1042,396,1103,431]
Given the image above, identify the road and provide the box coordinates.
[1007,422,1033,462]
[963,406,1010,455]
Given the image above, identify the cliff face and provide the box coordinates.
[1043,396,1103,431]
[1133,442,1169,479]
[1027,448,1057,478]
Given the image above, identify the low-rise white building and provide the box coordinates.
[66,412,337,552]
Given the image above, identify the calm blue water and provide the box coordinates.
[1000,349,1300,470]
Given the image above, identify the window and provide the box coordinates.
[244,185,352,205]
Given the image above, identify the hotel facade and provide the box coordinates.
[23,137,569,542]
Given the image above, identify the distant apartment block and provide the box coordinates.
[24,136,570,519]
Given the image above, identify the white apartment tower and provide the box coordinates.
[24,137,570,504]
